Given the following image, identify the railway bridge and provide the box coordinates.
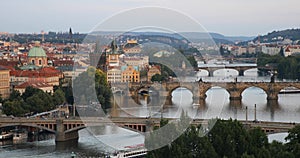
[0,117,298,145]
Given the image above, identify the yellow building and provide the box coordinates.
[0,66,10,99]
[121,65,140,83]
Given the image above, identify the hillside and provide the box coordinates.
[253,28,300,43]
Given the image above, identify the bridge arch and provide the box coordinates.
[196,69,209,77]
[171,87,194,105]
[241,86,268,101]
[205,86,230,100]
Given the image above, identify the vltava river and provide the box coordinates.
[1,70,299,157]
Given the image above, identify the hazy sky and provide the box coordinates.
[1,0,299,36]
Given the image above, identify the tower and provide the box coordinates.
[69,27,73,39]
[41,30,45,42]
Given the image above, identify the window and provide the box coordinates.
[32,60,35,65]
[39,60,42,65]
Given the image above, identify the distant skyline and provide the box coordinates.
[1,0,299,36]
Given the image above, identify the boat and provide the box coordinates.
[279,87,300,94]
[0,132,13,140]
[109,148,147,158]
[109,144,147,158]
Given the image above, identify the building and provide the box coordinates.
[147,65,161,82]
[108,53,120,67]
[260,45,281,55]
[123,39,141,54]
[284,45,300,56]
[107,67,122,83]
[10,67,62,86]
[27,43,48,67]
[120,55,149,69]
[0,66,10,99]
[107,40,120,67]
[14,81,53,94]
[121,65,140,83]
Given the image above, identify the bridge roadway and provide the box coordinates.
[0,117,297,144]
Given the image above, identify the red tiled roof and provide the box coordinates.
[15,81,52,89]
[10,67,61,78]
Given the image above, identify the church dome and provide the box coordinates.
[28,47,46,57]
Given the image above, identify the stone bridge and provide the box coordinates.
[0,117,297,145]
[198,64,257,76]
[111,81,300,105]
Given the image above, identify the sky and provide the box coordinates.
[1,0,299,36]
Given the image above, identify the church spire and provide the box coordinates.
[69,27,73,39]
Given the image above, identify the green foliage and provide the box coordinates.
[186,56,197,69]
[151,74,167,82]
[285,125,300,157]
[147,119,300,158]
[2,100,27,117]
[254,29,300,42]
[3,86,66,116]
[52,89,66,105]
[73,66,112,109]
[62,82,74,105]
[26,91,55,113]
[257,53,300,80]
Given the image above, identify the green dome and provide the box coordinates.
[28,47,46,57]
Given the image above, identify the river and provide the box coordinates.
[1,70,299,157]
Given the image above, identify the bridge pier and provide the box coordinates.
[238,69,244,76]
[164,96,173,106]
[55,119,79,144]
[267,94,278,100]
[229,92,242,101]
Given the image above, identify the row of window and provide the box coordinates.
[0,74,9,79]
[0,82,9,87]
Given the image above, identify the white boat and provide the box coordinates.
[109,148,147,158]
[279,87,300,94]
[0,132,13,140]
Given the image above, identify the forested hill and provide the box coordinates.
[253,28,300,43]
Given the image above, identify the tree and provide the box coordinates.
[186,56,197,69]
[22,86,42,100]
[8,90,22,101]
[26,91,54,113]
[2,100,27,116]
[52,88,66,105]
[73,66,112,109]
[285,125,300,157]
[151,74,167,82]
[279,47,285,57]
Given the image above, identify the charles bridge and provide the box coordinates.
[111,81,300,105]
[0,116,298,145]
